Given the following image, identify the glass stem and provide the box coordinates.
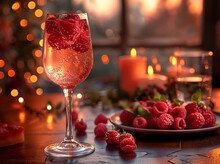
[63,88,74,142]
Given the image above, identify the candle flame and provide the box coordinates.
[171,56,177,66]
[130,48,136,57]
[148,65,154,77]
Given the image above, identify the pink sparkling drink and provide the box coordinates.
[43,13,93,89]
[42,12,95,158]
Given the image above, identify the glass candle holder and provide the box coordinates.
[174,50,213,103]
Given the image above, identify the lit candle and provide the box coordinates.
[138,65,167,89]
[166,56,194,77]
[119,48,147,96]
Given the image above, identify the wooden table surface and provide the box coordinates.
[1,89,220,164]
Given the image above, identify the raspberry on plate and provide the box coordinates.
[146,116,159,129]
[202,111,216,128]
[105,130,120,145]
[119,138,137,153]
[169,106,187,119]
[157,113,174,130]
[185,102,201,115]
[94,113,108,125]
[119,109,135,126]
[75,119,87,132]
[149,101,168,117]
[94,123,108,137]
[173,117,186,130]
[186,112,205,129]
[132,117,147,129]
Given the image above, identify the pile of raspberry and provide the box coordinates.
[119,100,217,130]
[94,113,137,153]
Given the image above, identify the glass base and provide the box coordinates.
[44,141,95,158]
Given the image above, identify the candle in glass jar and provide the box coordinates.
[138,65,167,89]
[119,48,147,96]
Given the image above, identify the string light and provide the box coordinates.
[30,75,38,83]
[36,66,44,74]
[35,9,43,17]
[0,59,5,67]
[46,104,52,111]
[33,49,42,57]
[36,88,43,95]
[18,97,24,103]
[20,19,28,27]
[28,1,36,9]
[41,22,45,30]
[8,69,16,77]
[11,89,19,97]
[26,33,34,41]
[39,39,43,47]
[12,2,21,11]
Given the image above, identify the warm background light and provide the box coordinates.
[8,69,16,77]
[12,2,21,11]
[28,1,36,9]
[11,89,19,97]
[101,54,109,64]
[35,9,43,17]
[20,19,28,27]
[0,59,5,67]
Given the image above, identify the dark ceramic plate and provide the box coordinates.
[109,112,220,135]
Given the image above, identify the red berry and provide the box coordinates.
[64,13,80,22]
[185,102,201,115]
[45,17,60,34]
[202,111,216,128]
[119,110,135,125]
[146,116,159,129]
[71,110,78,122]
[105,130,120,145]
[132,117,147,128]
[71,31,90,53]
[119,138,137,153]
[118,132,135,143]
[186,112,205,129]
[75,119,87,132]
[145,100,155,107]
[169,106,187,119]
[173,117,186,130]
[47,33,68,50]
[94,113,108,125]
[149,102,168,117]
[163,99,173,112]
[59,20,79,42]
[157,113,174,130]
[94,123,108,137]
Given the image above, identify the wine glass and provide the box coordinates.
[42,12,95,158]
